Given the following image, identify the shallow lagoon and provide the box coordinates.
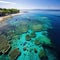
[0,10,60,60]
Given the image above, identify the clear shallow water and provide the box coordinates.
[0,10,60,60]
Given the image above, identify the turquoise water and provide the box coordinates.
[0,10,60,60]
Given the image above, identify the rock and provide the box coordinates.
[30,32,36,38]
[25,34,31,41]
[9,48,21,60]
[0,35,10,54]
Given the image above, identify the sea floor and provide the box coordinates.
[0,13,58,60]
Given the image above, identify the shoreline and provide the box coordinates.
[0,12,23,22]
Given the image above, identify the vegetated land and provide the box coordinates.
[0,8,20,16]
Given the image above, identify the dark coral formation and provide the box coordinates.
[34,48,38,53]
[38,49,48,60]
[37,36,51,45]
[23,47,27,51]
[30,24,43,32]
[25,34,31,41]
[34,35,52,46]
[30,32,36,38]
[9,48,21,60]
[0,35,10,54]
[34,39,40,45]
[14,25,28,35]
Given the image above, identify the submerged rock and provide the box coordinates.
[25,34,31,41]
[9,48,21,60]
[0,35,10,54]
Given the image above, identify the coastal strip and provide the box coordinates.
[0,13,23,22]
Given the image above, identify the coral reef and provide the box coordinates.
[38,48,48,60]
[23,47,27,51]
[25,34,31,41]
[35,35,51,45]
[34,39,40,45]
[9,48,21,60]
[30,24,43,32]
[15,25,28,35]
[0,35,10,54]
[20,26,28,33]
[0,12,57,60]
[30,32,36,38]
[34,48,38,53]
[6,30,16,40]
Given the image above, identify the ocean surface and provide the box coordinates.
[0,10,60,60]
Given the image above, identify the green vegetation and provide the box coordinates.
[0,8,20,16]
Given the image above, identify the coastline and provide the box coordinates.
[0,13,23,22]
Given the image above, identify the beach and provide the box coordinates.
[0,12,23,28]
[0,13,23,22]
